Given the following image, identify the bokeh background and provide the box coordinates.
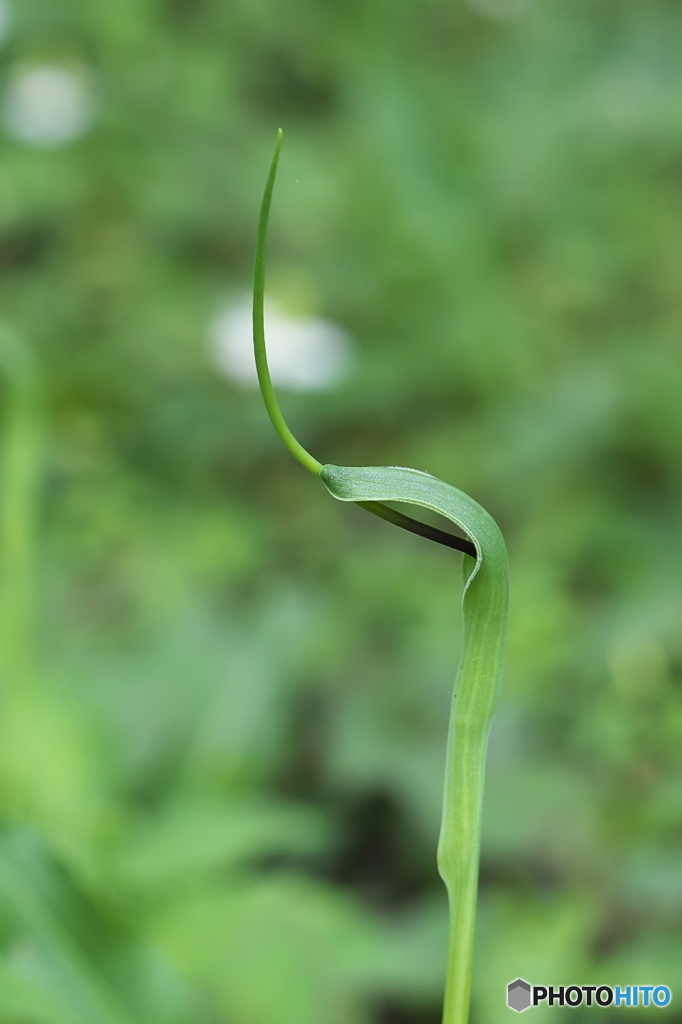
[0,0,680,1021]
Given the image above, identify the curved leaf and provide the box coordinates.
[322,464,508,1024]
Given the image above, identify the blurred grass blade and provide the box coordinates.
[0,844,137,1024]
[0,322,42,693]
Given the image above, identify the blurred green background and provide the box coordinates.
[0,0,680,1021]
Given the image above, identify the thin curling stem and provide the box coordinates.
[252,132,475,558]
[253,129,322,476]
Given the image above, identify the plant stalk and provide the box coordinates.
[436,549,508,1024]
[438,725,488,1023]
[253,134,510,1024]
[320,467,508,1024]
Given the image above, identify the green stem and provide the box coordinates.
[252,129,322,476]
[437,547,508,1024]
[438,725,488,1023]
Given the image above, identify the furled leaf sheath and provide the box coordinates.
[253,134,509,1024]
[322,464,508,1023]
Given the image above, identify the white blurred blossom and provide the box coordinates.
[210,295,354,392]
[3,64,96,147]
[465,0,538,20]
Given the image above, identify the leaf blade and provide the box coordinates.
[321,463,508,1024]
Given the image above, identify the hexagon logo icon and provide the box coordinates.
[507,978,532,1012]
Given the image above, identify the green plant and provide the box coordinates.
[253,132,509,1024]
[0,322,42,694]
